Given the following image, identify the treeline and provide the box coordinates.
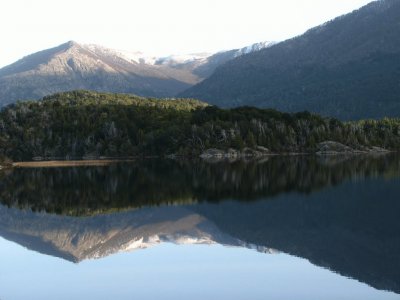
[0,90,399,161]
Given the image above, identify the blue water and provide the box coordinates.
[0,239,398,300]
[0,156,399,299]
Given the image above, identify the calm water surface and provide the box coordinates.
[0,155,399,299]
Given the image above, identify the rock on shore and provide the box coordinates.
[316,141,389,155]
[200,147,271,159]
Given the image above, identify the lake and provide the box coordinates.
[0,155,399,299]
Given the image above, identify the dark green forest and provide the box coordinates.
[0,90,399,162]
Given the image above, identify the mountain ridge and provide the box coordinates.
[181,0,400,120]
[0,40,273,106]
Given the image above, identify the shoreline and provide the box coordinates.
[5,150,396,169]
[12,159,135,168]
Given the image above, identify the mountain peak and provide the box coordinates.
[66,40,79,46]
[60,40,84,51]
[0,39,275,106]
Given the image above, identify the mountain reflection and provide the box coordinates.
[0,154,399,294]
[0,205,273,263]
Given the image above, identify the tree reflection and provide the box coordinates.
[0,154,399,216]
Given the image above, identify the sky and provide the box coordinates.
[0,0,375,68]
[1,240,398,300]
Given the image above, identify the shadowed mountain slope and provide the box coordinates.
[181,0,400,120]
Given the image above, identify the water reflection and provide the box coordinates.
[0,154,399,295]
[0,154,399,215]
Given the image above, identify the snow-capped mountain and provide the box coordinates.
[154,41,275,67]
[0,40,274,106]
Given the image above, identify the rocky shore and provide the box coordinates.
[199,141,391,161]
[0,141,393,167]
[316,141,390,155]
[200,146,273,159]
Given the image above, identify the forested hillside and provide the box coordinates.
[0,90,399,162]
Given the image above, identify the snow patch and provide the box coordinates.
[155,53,211,66]
[233,41,276,57]
[83,44,158,65]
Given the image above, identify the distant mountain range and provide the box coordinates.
[2,0,400,120]
[0,41,274,106]
[182,0,400,120]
